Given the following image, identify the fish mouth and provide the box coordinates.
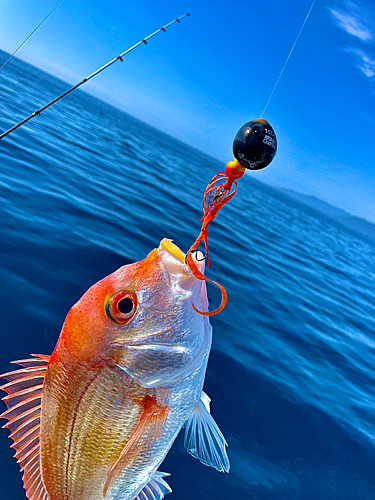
[157,238,206,290]
[157,238,208,313]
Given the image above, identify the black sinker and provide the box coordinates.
[233,118,277,170]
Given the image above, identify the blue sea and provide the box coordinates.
[1,48,375,499]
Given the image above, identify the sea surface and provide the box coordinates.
[1,48,375,500]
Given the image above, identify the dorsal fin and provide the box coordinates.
[0,355,51,500]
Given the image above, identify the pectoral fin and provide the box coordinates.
[132,471,172,500]
[103,397,169,497]
[184,392,230,472]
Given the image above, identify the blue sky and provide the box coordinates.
[1,0,375,222]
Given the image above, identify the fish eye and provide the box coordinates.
[106,291,137,324]
[117,297,133,314]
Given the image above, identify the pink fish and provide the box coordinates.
[1,239,229,500]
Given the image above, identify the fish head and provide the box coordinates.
[57,239,212,388]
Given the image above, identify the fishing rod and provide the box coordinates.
[0,0,65,73]
[0,13,190,141]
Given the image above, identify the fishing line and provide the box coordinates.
[261,0,317,118]
[0,13,190,140]
[0,0,65,73]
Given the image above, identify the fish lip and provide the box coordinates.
[158,238,186,263]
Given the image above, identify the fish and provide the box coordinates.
[0,238,229,500]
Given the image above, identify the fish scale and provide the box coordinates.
[41,355,138,499]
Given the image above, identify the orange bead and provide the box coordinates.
[225,159,246,179]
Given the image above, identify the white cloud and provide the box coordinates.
[348,48,375,78]
[361,66,374,77]
[328,1,373,41]
[329,8,372,40]
[328,2,375,83]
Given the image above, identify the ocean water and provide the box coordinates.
[1,48,375,499]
